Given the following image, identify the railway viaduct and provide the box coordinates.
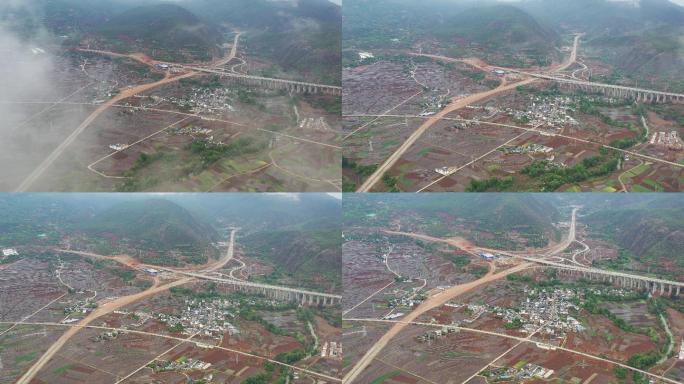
[179,271,342,306]
[524,257,684,296]
[180,66,342,96]
[517,71,684,104]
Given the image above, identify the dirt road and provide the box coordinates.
[206,228,238,272]
[356,34,582,192]
[344,208,582,382]
[18,229,239,382]
[355,77,537,192]
[15,32,243,192]
[15,277,192,384]
[14,71,197,192]
[343,262,532,383]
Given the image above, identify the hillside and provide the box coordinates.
[520,0,684,33]
[183,0,341,84]
[241,217,342,292]
[82,199,217,257]
[435,4,560,65]
[584,204,684,275]
[97,3,220,62]
[344,194,560,249]
[519,0,684,90]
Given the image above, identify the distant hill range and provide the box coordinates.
[82,199,217,254]
[5,0,341,83]
[344,194,561,249]
[435,4,561,66]
[180,0,342,84]
[96,3,221,62]
[344,0,560,66]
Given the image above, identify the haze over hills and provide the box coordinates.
[344,194,560,248]
[96,3,221,61]
[2,0,341,82]
[518,0,684,89]
[176,0,342,83]
[81,198,217,253]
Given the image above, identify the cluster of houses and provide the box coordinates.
[2,248,18,258]
[170,87,237,115]
[63,298,97,319]
[157,298,240,339]
[651,130,683,151]
[487,362,554,381]
[494,288,584,337]
[501,143,554,155]
[89,330,124,343]
[508,95,579,130]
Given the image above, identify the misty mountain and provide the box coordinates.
[81,199,217,252]
[344,194,560,246]
[434,4,560,59]
[97,3,220,61]
[519,0,684,33]
[344,0,559,65]
[179,0,342,84]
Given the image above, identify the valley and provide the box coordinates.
[0,0,342,193]
[342,194,684,384]
[342,0,684,192]
[0,193,343,383]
